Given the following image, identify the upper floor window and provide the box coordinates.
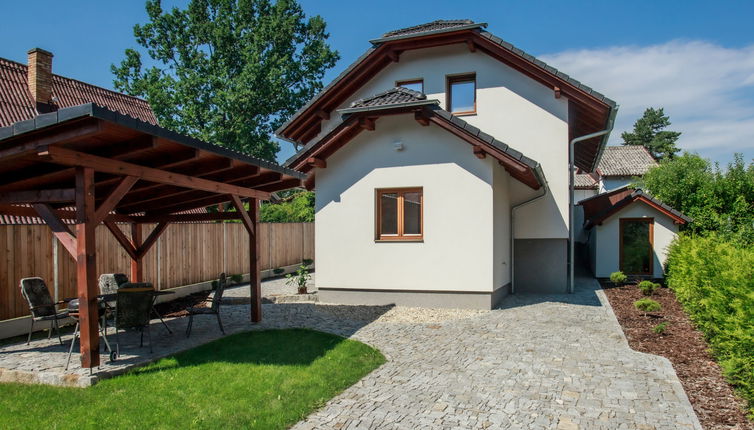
[396,79,424,93]
[376,187,423,241]
[447,73,476,115]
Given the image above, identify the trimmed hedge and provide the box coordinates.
[666,234,754,416]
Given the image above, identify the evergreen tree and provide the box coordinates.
[621,107,681,160]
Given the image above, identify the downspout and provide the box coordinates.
[568,129,614,293]
[510,165,548,294]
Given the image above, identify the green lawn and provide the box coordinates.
[0,328,385,429]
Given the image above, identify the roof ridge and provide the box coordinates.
[382,19,475,37]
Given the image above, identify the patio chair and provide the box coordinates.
[185,273,227,338]
[113,288,155,358]
[19,277,70,345]
[99,273,172,334]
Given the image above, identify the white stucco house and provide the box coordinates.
[278,20,688,309]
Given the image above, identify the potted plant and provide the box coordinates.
[286,260,313,294]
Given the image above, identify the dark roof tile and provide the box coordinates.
[381,20,475,38]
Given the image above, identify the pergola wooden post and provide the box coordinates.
[230,195,261,322]
[74,167,99,368]
[0,104,304,368]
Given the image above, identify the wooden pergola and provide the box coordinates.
[0,103,305,368]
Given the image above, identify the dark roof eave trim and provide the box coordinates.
[0,103,305,179]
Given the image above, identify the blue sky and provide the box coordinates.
[1,1,752,165]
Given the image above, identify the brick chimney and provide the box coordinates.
[27,48,55,113]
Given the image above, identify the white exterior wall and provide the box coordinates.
[600,176,633,192]
[493,163,512,289]
[314,115,499,292]
[573,189,598,243]
[315,44,570,240]
[592,202,680,278]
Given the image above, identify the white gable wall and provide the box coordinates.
[314,115,499,293]
[590,202,679,278]
[314,43,570,240]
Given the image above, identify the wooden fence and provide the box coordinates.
[0,222,313,321]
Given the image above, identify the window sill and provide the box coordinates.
[451,111,477,117]
[375,238,424,243]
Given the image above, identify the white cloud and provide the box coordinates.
[541,40,754,164]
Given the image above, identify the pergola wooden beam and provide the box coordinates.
[0,204,133,223]
[94,176,138,224]
[36,146,271,200]
[104,220,138,261]
[31,203,77,257]
[0,189,75,204]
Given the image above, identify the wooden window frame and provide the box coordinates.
[446,73,476,115]
[396,79,424,93]
[375,187,423,242]
[619,218,654,276]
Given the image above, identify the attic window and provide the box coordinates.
[447,73,476,115]
[396,79,423,93]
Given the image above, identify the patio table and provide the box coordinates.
[97,290,175,334]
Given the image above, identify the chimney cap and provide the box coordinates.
[27,47,54,57]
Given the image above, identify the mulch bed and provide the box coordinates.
[601,281,753,430]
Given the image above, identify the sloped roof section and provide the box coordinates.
[574,173,598,189]
[276,19,618,172]
[374,20,483,42]
[339,87,438,114]
[580,186,691,229]
[597,145,658,177]
[0,57,157,127]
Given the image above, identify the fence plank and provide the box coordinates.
[0,222,313,320]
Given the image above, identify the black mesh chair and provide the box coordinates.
[99,273,172,334]
[113,288,155,358]
[186,273,227,338]
[19,277,70,345]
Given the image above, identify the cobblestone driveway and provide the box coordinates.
[278,276,701,430]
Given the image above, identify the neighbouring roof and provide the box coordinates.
[0,57,157,127]
[284,92,545,191]
[596,145,658,177]
[580,186,691,229]
[574,173,598,190]
[276,19,618,172]
[340,87,438,114]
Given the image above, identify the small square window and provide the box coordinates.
[376,188,423,241]
[396,79,424,93]
[447,73,476,115]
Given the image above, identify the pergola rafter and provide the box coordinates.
[0,104,305,368]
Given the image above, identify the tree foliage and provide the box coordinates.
[621,107,681,160]
[112,0,339,160]
[634,152,754,245]
[259,191,314,222]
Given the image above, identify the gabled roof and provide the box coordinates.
[284,93,545,191]
[574,173,598,190]
[596,145,658,177]
[580,186,691,229]
[276,19,617,172]
[340,87,438,114]
[0,57,157,127]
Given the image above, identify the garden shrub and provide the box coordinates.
[610,271,628,285]
[666,233,754,416]
[652,322,668,335]
[230,274,243,284]
[634,298,661,313]
[638,280,658,296]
